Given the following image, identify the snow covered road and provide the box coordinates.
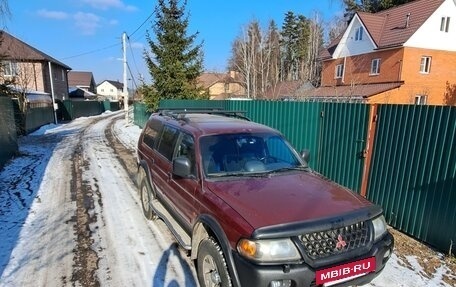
[0,111,197,287]
[0,111,453,287]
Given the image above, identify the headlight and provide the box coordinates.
[372,215,387,241]
[237,238,301,263]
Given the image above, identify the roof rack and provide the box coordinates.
[157,108,250,121]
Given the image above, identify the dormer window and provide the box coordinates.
[440,17,450,32]
[355,27,363,41]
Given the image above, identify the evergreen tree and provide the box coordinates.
[343,0,416,20]
[143,0,206,110]
[281,11,298,81]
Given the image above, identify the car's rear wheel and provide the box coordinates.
[197,238,232,287]
[139,170,157,220]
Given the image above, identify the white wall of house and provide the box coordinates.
[333,16,376,58]
[97,81,122,101]
[405,0,456,51]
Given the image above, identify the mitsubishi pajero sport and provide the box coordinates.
[136,109,393,287]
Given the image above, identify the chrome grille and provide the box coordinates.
[300,221,370,260]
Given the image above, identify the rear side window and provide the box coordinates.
[157,125,179,161]
[143,120,162,149]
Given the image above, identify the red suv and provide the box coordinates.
[137,109,393,287]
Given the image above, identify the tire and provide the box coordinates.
[197,238,232,287]
[139,172,157,220]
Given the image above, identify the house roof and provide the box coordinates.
[0,30,71,70]
[306,82,403,99]
[198,72,241,89]
[98,80,124,89]
[263,81,314,100]
[68,71,95,88]
[322,0,445,57]
[69,87,97,99]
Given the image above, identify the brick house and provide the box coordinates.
[68,71,96,93]
[0,30,71,101]
[310,0,456,105]
[198,71,245,100]
[68,71,97,100]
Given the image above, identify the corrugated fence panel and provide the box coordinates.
[317,103,370,193]
[0,97,18,169]
[367,105,456,253]
[134,102,151,128]
[227,100,322,168]
[25,106,54,134]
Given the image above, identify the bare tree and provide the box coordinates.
[0,0,10,28]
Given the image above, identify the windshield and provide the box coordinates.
[199,133,303,177]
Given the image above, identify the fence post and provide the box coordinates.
[360,104,378,197]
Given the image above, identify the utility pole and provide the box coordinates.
[122,32,129,122]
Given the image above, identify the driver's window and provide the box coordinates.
[265,136,298,164]
[176,133,196,176]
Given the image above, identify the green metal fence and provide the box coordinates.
[318,103,370,193]
[133,102,152,128]
[134,100,456,254]
[0,97,18,169]
[367,105,456,254]
[25,106,55,134]
[157,100,368,192]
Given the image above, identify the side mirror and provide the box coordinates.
[173,156,192,178]
[300,149,310,164]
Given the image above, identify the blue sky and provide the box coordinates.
[6,0,343,87]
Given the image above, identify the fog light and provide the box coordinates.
[269,279,292,287]
[384,248,392,259]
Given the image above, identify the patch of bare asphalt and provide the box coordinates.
[70,142,100,287]
[104,116,138,186]
[68,114,137,287]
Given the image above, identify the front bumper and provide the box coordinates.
[232,232,394,287]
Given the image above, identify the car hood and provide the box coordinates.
[204,171,373,231]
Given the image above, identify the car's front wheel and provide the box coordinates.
[139,170,157,220]
[197,238,232,287]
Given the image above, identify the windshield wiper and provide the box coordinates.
[209,171,267,178]
[269,166,309,174]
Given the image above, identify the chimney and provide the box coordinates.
[405,13,411,28]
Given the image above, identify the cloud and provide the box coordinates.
[80,0,138,11]
[73,12,102,35]
[37,9,69,20]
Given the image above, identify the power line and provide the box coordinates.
[61,43,120,60]
[129,10,155,38]
[61,10,155,60]
[127,36,142,81]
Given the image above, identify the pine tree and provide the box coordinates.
[143,0,206,110]
[343,0,416,19]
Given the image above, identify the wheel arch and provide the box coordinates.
[191,214,242,287]
[137,160,153,186]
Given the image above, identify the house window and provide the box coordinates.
[61,70,65,81]
[415,95,427,105]
[370,58,381,75]
[335,64,344,79]
[440,17,450,32]
[420,56,431,73]
[355,27,363,41]
[2,61,18,76]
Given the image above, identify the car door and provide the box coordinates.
[166,132,199,229]
[153,124,180,203]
